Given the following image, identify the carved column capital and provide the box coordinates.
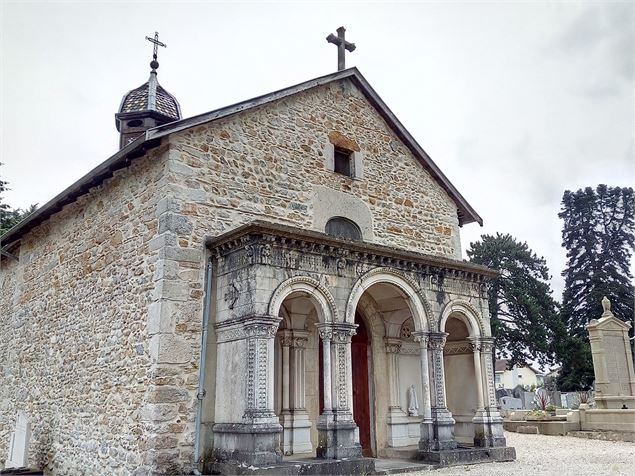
[479,337,495,353]
[412,331,430,348]
[467,337,482,353]
[384,338,402,354]
[317,323,357,343]
[244,315,281,338]
[291,330,310,348]
[316,323,333,341]
[427,332,448,350]
[279,330,294,347]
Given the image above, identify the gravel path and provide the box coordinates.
[405,432,635,475]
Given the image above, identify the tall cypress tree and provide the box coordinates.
[558,185,634,390]
[468,233,560,368]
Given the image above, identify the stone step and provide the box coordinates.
[567,430,635,443]
[373,459,435,474]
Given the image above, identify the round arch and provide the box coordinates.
[438,299,484,337]
[268,276,338,323]
[345,267,431,332]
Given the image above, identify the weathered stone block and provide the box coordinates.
[149,334,193,364]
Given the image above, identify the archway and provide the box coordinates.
[269,277,337,456]
[351,279,428,455]
[442,314,480,445]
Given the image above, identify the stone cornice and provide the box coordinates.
[205,221,498,281]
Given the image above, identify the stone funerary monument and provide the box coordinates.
[0,30,513,474]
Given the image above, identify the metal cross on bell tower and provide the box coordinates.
[145,31,167,71]
[326,26,356,71]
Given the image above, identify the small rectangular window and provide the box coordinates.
[333,147,352,176]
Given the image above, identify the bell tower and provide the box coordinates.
[115,32,181,149]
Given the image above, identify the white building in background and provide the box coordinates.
[495,359,545,390]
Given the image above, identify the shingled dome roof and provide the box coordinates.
[119,78,181,119]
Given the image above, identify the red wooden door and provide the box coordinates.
[352,314,372,456]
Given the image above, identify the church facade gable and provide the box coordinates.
[167,78,463,259]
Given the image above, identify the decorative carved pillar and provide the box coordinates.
[316,323,362,460]
[468,338,486,411]
[413,331,434,451]
[213,315,282,466]
[479,338,498,409]
[243,318,281,422]
[280,330,312,455]
[476,337,506,447]
[291,331,310,411]
[317,325,333,416]
[424,332,457,452]
[280,331,292,414]
[331,324,357,418]
[384,338,404,414]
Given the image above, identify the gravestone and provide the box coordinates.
[587,297,635,409]
[6,411,31,469]
[500,396,523,412]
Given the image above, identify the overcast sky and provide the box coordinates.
[1,0,633,298]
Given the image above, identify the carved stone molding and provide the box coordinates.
[215,314,281,343]
[412,331,430,348]
[268,275,339,322]
[224,282,239,310]
[384,338,402,354]
[428,332,448,350]
[278,329,309,348]
[208,224,496,301]
[346,267,434,330]
[443,340,473,355]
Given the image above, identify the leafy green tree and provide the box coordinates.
[467,233,561,368]
[1,164,38,235]
[557,185,634,390]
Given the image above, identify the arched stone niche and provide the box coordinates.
[312,185,374,241]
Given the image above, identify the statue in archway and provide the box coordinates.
[407,384,419,416]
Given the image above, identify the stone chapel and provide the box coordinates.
[0,31,514,475]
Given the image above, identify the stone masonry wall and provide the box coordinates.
[169,79,462,256]
[0,146,198,475]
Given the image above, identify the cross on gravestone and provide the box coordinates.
[6,411,31,469]
[326,26,356,71]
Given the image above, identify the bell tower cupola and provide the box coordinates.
[115,32,181,149]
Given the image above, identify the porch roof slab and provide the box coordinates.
[205,220,498,281]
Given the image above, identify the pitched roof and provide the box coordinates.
[0,68,482,248]
[495,359,509,372]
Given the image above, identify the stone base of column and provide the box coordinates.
[316,415,362,459]
[417,419,435,451]
[427,408,457,451]
[212,422,282,466]
[473,410,506,448]
[280,412,313,455]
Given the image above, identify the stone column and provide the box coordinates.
[316,323,362,459]
[286,331,312,454]
[413,332,434,451]
[385,338,410,447]
[468,337,490,447]
[426,332,457,451]
[478,337,506,447]
[385,338,404,414]
[279,331,293,454]
[212,315,282,465]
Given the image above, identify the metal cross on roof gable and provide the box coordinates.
[326,26,356,71]
[145,31,166,69]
